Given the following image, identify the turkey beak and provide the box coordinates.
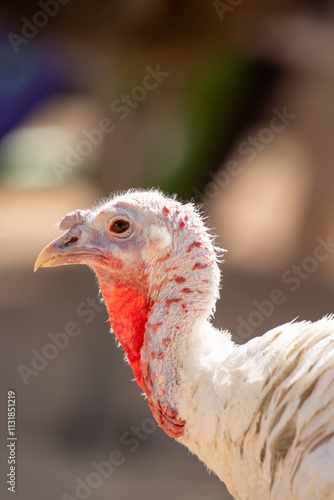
[34,227,104,272]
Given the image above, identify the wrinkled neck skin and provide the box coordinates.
[94,216,236,450]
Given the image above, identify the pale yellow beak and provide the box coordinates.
[34,236,65,272]
[34,226,106,272]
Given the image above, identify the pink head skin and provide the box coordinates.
[35,190,221,437]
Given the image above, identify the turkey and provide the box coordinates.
[35,189,334,500]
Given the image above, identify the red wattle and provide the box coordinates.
[100,283,150,387]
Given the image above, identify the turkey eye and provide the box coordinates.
[110,219,130,233]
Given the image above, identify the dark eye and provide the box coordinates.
[110,219,130,233]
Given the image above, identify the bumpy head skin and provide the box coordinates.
[93,190,221,312]
[35,189,223,436]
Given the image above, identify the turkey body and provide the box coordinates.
[34,189,334,500]
[177,318,334,500]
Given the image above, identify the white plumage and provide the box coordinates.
[35,189,334,500]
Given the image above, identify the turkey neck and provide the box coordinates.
[140,287,202,438]
[98,267,201,438]
[139,236,228,438]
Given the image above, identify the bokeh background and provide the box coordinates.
[2,1,334,499]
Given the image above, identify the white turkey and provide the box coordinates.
[35,189,334,500]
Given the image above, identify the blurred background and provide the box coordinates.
[2,1,334,499]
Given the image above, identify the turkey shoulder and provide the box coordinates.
[176,317,334,500]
